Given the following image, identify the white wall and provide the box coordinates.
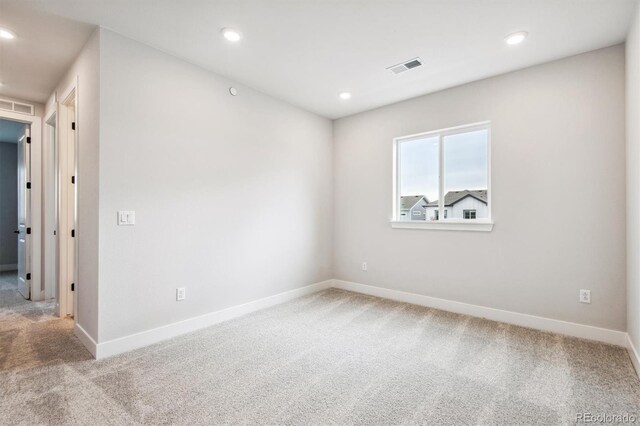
[334,46,626,331]
[97,29,333,342]
[52,29,100,339]
[627,3,640,353]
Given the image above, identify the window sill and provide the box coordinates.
[390,220,494,232]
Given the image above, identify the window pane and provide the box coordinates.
[398,136,439,221]
[443,129,488,220]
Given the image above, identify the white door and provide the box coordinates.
[16,126,31,299]
[56,96,76,317]
[65,110,75,316]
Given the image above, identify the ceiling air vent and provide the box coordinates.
[387,57,423,75]
[0,98,34,115]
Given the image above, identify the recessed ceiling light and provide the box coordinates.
[0,27,16,40]
[221,28,241,42]
[339,92,352,100]
[505,31,528,45]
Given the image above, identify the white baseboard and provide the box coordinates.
[93,279,333,359]
[76,277,632,363]
[627,334,640,376]
[333,280,628,347]
[74,323,97,358]
[0,264,18,272]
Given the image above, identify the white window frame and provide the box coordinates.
[463,209,477,220]
[391,121,493,232]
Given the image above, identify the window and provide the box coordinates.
[463,210,476,219]
[397,136,438,222]
[432,209,449,220]
[393,122,492,231]
[412,211,421,216]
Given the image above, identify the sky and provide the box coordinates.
[399,129,488,202]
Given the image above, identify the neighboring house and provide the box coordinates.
[399,195,428,221]
[425,190,488,220]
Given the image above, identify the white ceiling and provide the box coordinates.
[0,0,637,119]
[0,1,94,104]
[0,118,26,143]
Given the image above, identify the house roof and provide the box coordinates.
[426,190,487,207]
[400,195,428,210]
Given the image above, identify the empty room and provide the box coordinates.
[0,0,639,424]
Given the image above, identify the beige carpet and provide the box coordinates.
[1,272,639,425]
[0,272,88,371]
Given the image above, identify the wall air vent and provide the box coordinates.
[0,98,34,115]
[387,57,423,75]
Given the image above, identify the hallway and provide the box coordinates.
[0,271,90,371]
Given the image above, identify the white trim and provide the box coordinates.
[74,323,97,358]
[391,220,494,232]
[92,280,334,359]
[438,132,444,219]
[392,121,492,226]
[43,107,57,302]
[627,334,640,377]
[57,80,78,319]
[58,80,77,110]
[395,121,492,141]
[332,280,627,346]
[0,264,18,271]
[74,278,634,361]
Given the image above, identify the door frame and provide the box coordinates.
[55,79,78,318]
[0,109,42,300]
[43,108,57,302]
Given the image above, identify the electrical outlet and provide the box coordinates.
[579,289,591,304]
[362,262,367,271]
[176,287,186,301]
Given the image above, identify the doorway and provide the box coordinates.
[16,123,31,299]
[0,89,78,322]
[55,88,77,318]
[0,116,39,307]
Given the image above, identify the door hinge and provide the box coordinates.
[26,137,31,144]
[26,227,31,234]
[26,273,31,280]
[71,283,75,291]
[26,182,31,189]
[71,229,75,237]
[71,176,75,184]
[71,122,76,130]
[54,230,56,236]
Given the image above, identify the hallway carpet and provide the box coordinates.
[1,281,639,424]
[0,271,86,372]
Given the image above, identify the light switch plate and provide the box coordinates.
[117,211,135,226]
[176,288,186,301]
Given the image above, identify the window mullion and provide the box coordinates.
[438,134,444,221]
[395,141,401,221]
